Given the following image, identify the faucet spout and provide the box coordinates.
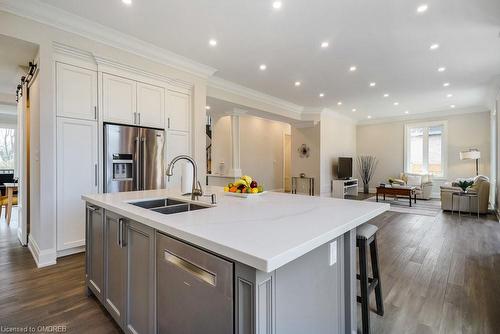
[166,155,203,200]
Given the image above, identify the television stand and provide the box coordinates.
[331,179,358,199]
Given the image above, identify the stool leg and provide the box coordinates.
[359,240,370,334]
[370,236,384,316]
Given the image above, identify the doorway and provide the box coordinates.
[0,34,39,246]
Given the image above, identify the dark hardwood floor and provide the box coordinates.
[0,214,121,333]
[0,208,499,333]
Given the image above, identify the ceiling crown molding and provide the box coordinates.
[208,76,304,116]
[0,0,217,79]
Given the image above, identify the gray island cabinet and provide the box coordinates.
[83,188,388,334]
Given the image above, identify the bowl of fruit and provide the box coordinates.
[223,175,265,197]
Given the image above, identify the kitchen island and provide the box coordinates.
[82,187,388,334]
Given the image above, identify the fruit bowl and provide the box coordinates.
[223,175,264,197]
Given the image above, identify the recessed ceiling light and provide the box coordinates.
[272,1,282,9]
[349,66,357,72]
[446,93,453,98]
[404,110,410,114]
[319,93,325,98]
[122,0,132,5]
[209,39,217,47]
[417,4,428,13]
[337,101,343,106]
[205,105,211,110]
[450,105,456,109]
[393,102,399,106]
[367,115,372,119]
[294,81,301,87]
[259,64,267,71]
[443,82,450,87]
[369,82,376,87]
[438,67,446,72]
[321,41,329,48]
[430,43,439,50]
[352,108,357,112]
[383,93,389,98]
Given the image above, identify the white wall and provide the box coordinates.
[211,115,291,190]
[320,112,357,194]
[291,123,321,195]
[0,10,209,265]
[357,111,491,196]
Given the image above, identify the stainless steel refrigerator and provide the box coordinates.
[104,123,165,193]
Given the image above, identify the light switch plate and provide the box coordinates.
[329,240,337,266]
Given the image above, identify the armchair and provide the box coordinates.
[397,173,433,200]
[440,175,490,214]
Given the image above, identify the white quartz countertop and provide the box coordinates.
[82,187,389,272]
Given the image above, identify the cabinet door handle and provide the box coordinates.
[167,117,170,129]
[133,112,137,125]
[117,218,123,247]
[138,113,141,125]
[94,106,97,120]
[121,220,127,248]
[94,163,98,187]
[87,205,97,212]
[164,250,216,287]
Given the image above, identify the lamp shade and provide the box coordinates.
[460,150,480,160]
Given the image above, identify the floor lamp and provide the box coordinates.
[459,149,480,176]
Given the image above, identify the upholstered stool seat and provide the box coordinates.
[356,224,378,240]
[356,223,384,334]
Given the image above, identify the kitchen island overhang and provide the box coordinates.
[83,187,388,334]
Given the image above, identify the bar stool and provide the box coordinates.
[356,223,384,334]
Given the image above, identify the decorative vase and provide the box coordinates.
[363,183,369,194]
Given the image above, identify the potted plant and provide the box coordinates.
[357,156,378,194]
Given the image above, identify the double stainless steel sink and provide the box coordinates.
[129,198,209,215]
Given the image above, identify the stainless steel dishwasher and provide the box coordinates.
[156,232,234,333]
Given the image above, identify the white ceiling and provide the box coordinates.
[0,34,38,97]
[38,0,500,119]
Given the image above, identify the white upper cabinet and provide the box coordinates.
[137,82,165,128]
[56,62,97,121]
[102,73,137,125]
[167,90,190,132]
[57,117,98,251]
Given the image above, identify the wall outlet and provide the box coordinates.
[329,240,337,266]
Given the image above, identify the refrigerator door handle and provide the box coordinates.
[142,137,147,190]
[135,136,140,191]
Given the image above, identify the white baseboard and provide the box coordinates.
[57,246,85,258]
[28,234,57,268]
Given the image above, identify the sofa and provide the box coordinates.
[440,175,490,214]
[391,173,433,200]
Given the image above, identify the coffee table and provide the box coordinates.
[376,185,417,207]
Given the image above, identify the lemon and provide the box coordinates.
[224,186,229,192]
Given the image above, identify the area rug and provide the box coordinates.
[364,196,442,217]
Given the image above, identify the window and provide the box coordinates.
[0,127,16,170]
[405,121,447,178]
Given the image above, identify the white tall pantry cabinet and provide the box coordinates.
[56,62,99,254]
[166,90,191,188]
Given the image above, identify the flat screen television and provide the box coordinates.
[337,157,353,180]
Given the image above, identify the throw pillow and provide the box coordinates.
[406,175,422,187]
